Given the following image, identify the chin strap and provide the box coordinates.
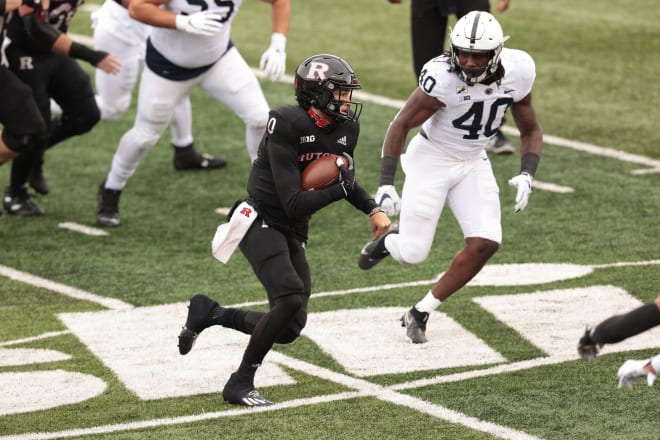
[307,109,328,128]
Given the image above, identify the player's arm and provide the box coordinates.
[510,91,543,175]
[128,0,174,28]
[268,141,346,219]
[379,87,444,182]
[262,0,289,35]
[130,0,224,36]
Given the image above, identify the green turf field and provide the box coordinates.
[1,1,659,439]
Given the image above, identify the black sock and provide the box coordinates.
[592,302,660,344]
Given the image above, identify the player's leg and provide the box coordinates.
[93,5,143,122]
[200,47,268,163]
[403,148,500,343]
[0,68,48,166]
[221,222,310,406]
[578,294,660,361]
[97,68,190,226]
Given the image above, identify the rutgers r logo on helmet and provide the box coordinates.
[306,62,329,80]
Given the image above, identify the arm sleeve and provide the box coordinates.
[347,181,379,215]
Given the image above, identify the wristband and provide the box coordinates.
[379,156,398,186]
[520,152,540,177]
[369,207,385,217]
[69,42,107,66]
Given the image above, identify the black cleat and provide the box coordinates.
[222,372,273,407]
[400,307,429,344]
[173,143,227,170]
[96,181,122,227]
[358,222,399,270]
[577,326,602,362]
[486,129,515,155]
[178,294,218,355]
[3,187,45,216]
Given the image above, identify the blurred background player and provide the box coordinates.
[91,0,226,173]
[96,0,289,227]
[0,0,49,173]
[176,54,390,406]
[3,0,120,215]
[359,11,543,344]
[388,0,515,155]
[578,293,660,388]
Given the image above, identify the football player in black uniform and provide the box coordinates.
[3,0,120,215]
[0,0,48,171]
[177,54,391,407]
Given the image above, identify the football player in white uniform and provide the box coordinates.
[92,0,222,172]
[358,11,543,343]
[96,0,289,227]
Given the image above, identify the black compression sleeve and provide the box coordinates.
[0,0,7,13]
[69,42,107,66]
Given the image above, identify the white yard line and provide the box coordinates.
[58,222,109,236]
[0,265,133,311]
[0,331,71,347]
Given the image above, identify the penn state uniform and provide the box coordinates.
[100,0,269,201]
[397,47,535,252]
[92,0,194,150]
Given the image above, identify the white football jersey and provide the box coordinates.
[149,0,242,68]
[419,47,535,159]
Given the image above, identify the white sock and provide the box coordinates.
[414,290,442,314]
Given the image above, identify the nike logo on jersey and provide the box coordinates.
[337,136,347,146]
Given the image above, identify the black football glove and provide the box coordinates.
[338,152,355,197]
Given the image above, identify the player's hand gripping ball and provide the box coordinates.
[301,154,349,191]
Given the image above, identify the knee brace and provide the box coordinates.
[2,128,49,153]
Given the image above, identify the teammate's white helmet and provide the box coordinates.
[449,11,505,85]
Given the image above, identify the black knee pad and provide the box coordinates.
[273,294,308,344]
[62,98,101,136]
[2,128,49,153]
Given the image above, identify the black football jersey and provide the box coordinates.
[7,0,82,52]
[247,105,376,241]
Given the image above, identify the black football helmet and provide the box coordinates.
[295,54,362,123]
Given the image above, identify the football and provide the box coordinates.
[301,154,348,191]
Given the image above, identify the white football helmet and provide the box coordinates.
[449,11,506,85]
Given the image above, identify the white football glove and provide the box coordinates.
[175,11,224,37]
[375,185,401,216]
[259,33,286,81]
[508,172,533,212]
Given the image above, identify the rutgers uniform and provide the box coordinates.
[175,54,390,407]
[247,105,374,242]
[0,9,48,159]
